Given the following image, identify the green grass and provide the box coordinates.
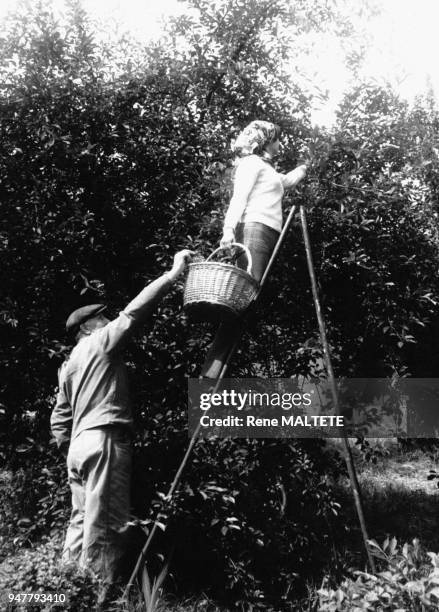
[344,447,439,544]
[159,597,228,611]
[323,443,439,579]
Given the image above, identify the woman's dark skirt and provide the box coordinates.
[235,221,280,282]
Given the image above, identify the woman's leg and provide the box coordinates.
[235,222,280,282]
[201,223,280,378]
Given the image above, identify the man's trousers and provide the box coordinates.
[62,426,132,582]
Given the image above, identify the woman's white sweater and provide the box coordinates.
[224,154,306,233]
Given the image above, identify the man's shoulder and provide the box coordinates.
[87,316,132,356]
[66,334,105,367]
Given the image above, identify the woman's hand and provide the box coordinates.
[297,163,308,178]
[220,228,235,249]
[282,164,308,189]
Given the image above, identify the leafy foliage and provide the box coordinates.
[0,535,100,611]
[0,453,69,558]
[2,0,439,608]
[319,538,439,611]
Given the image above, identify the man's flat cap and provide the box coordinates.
[66,304,107,333]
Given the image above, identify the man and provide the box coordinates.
[50,249,193,597]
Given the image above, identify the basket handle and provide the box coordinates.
[207,242,253,275]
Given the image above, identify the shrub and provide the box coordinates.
[133,438,346,608]
[3,1,439,609]
[0,536,100,611]
[318,538,439,611]
[0,451,69,558]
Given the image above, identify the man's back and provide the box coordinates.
[60,325,133,443]
[51,310,139,450]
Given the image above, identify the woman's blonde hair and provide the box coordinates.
[232,120,280,157]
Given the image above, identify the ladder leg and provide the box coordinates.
[299,205,376,573]
[201,319,243,379]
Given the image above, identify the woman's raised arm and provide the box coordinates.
[280,163,307,189]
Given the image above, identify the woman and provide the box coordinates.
[220,120,307,282]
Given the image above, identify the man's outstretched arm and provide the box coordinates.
[99,249,193,354]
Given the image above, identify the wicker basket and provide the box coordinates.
[183,243,259,321]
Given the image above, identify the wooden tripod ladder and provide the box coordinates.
[125,202,375,598]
